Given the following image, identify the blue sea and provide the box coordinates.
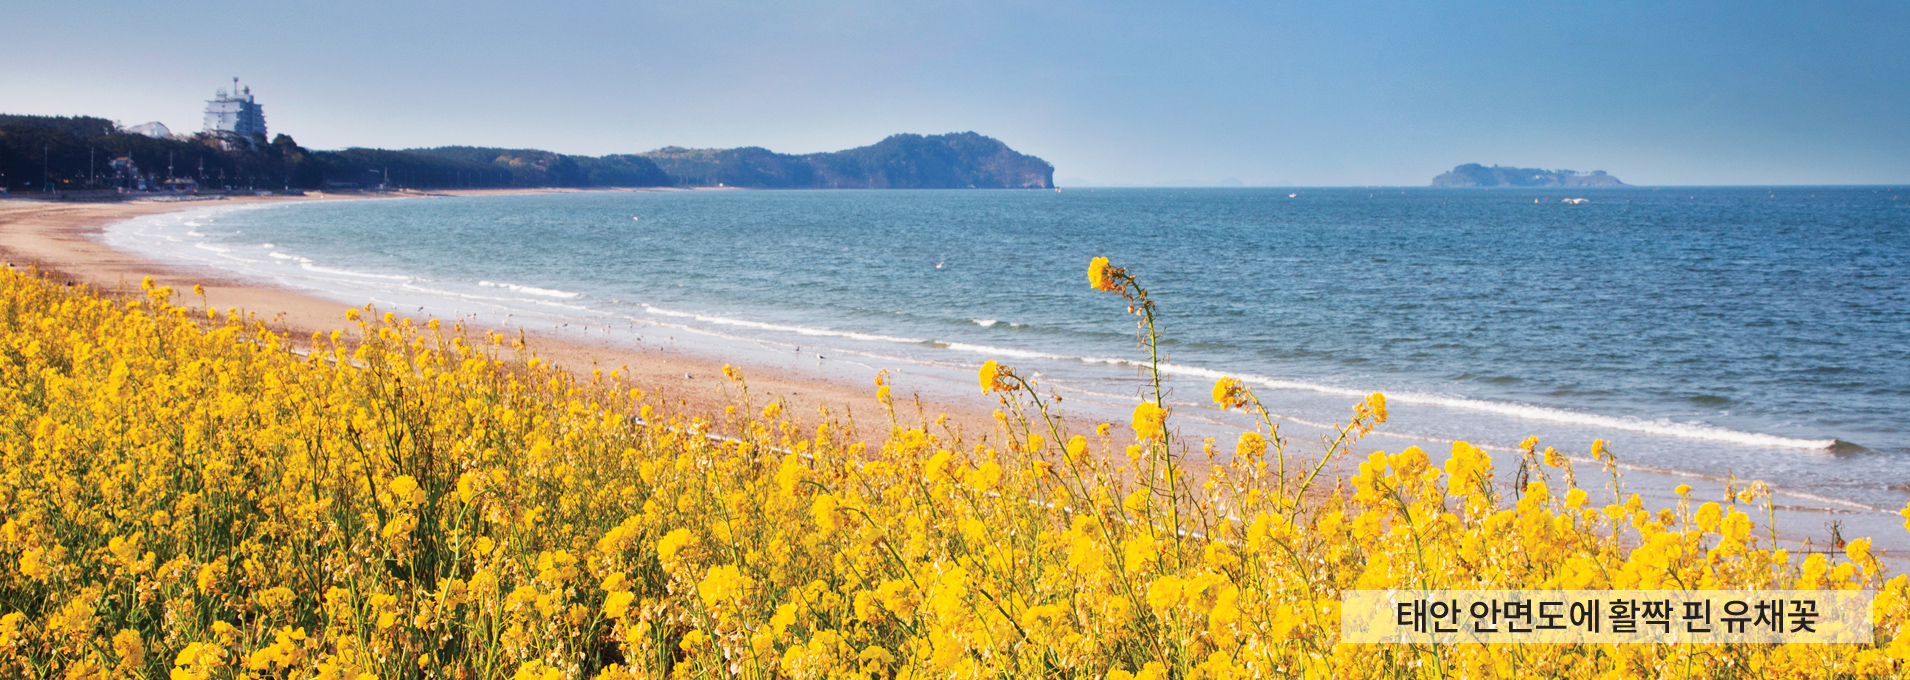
[108,187,1910,547]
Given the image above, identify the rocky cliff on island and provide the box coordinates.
[1432,163,1626,187]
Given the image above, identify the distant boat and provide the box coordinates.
[1562,198,1589,205]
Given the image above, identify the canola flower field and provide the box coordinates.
[0,261,1906,679]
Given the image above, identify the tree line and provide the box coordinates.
[0,114,669,193]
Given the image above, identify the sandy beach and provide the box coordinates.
[0,190,1012,447]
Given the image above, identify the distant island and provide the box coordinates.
[1431,163,1626,187]
[0,112,1052,192]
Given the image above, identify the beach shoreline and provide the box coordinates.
[4,189,1900,566]
[0,190,1009,447]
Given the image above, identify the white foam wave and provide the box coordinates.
[812,331,1837,452]
[637,306,926,344]
[973,319,998,327]
[479,281,581,299]
[301,263,410,281]
[1138,362,1835,451]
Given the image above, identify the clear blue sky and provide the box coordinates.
[5,1,1905,186]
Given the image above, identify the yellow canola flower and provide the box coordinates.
[1110,661,1168,680]
[1088,256,1119,291]
[811,494,840,533]
[603,590,637,619]
[1131,401,1166,440]
[1847,537,1873,566]
[1365,392,1388,423]
[1212,377,1249,409]
[978,359,1018,393]
[601,571,630,592]
[697,564,754,607]
[1065,435,1088,463]
[1235,431,1266,459]
[657,529,697,563]
[112,629,144,667]
[17,549,49,580]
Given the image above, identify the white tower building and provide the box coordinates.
[202,77,268,147]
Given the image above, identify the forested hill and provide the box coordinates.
[0,114,670,192]
[402,147,670,188]
[642,132,1055,189]
[1431,164,1627,187]
[1,113,1050,192]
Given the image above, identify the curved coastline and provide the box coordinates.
[0,192,1006,449]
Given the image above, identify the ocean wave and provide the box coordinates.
[937,341,1102,362]
[301,263,411,281]
[1142,362,1836,451]
[400,284,527,302]
[637,306,925,344]
[804,330,1840,452]
[479,281,581,299]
